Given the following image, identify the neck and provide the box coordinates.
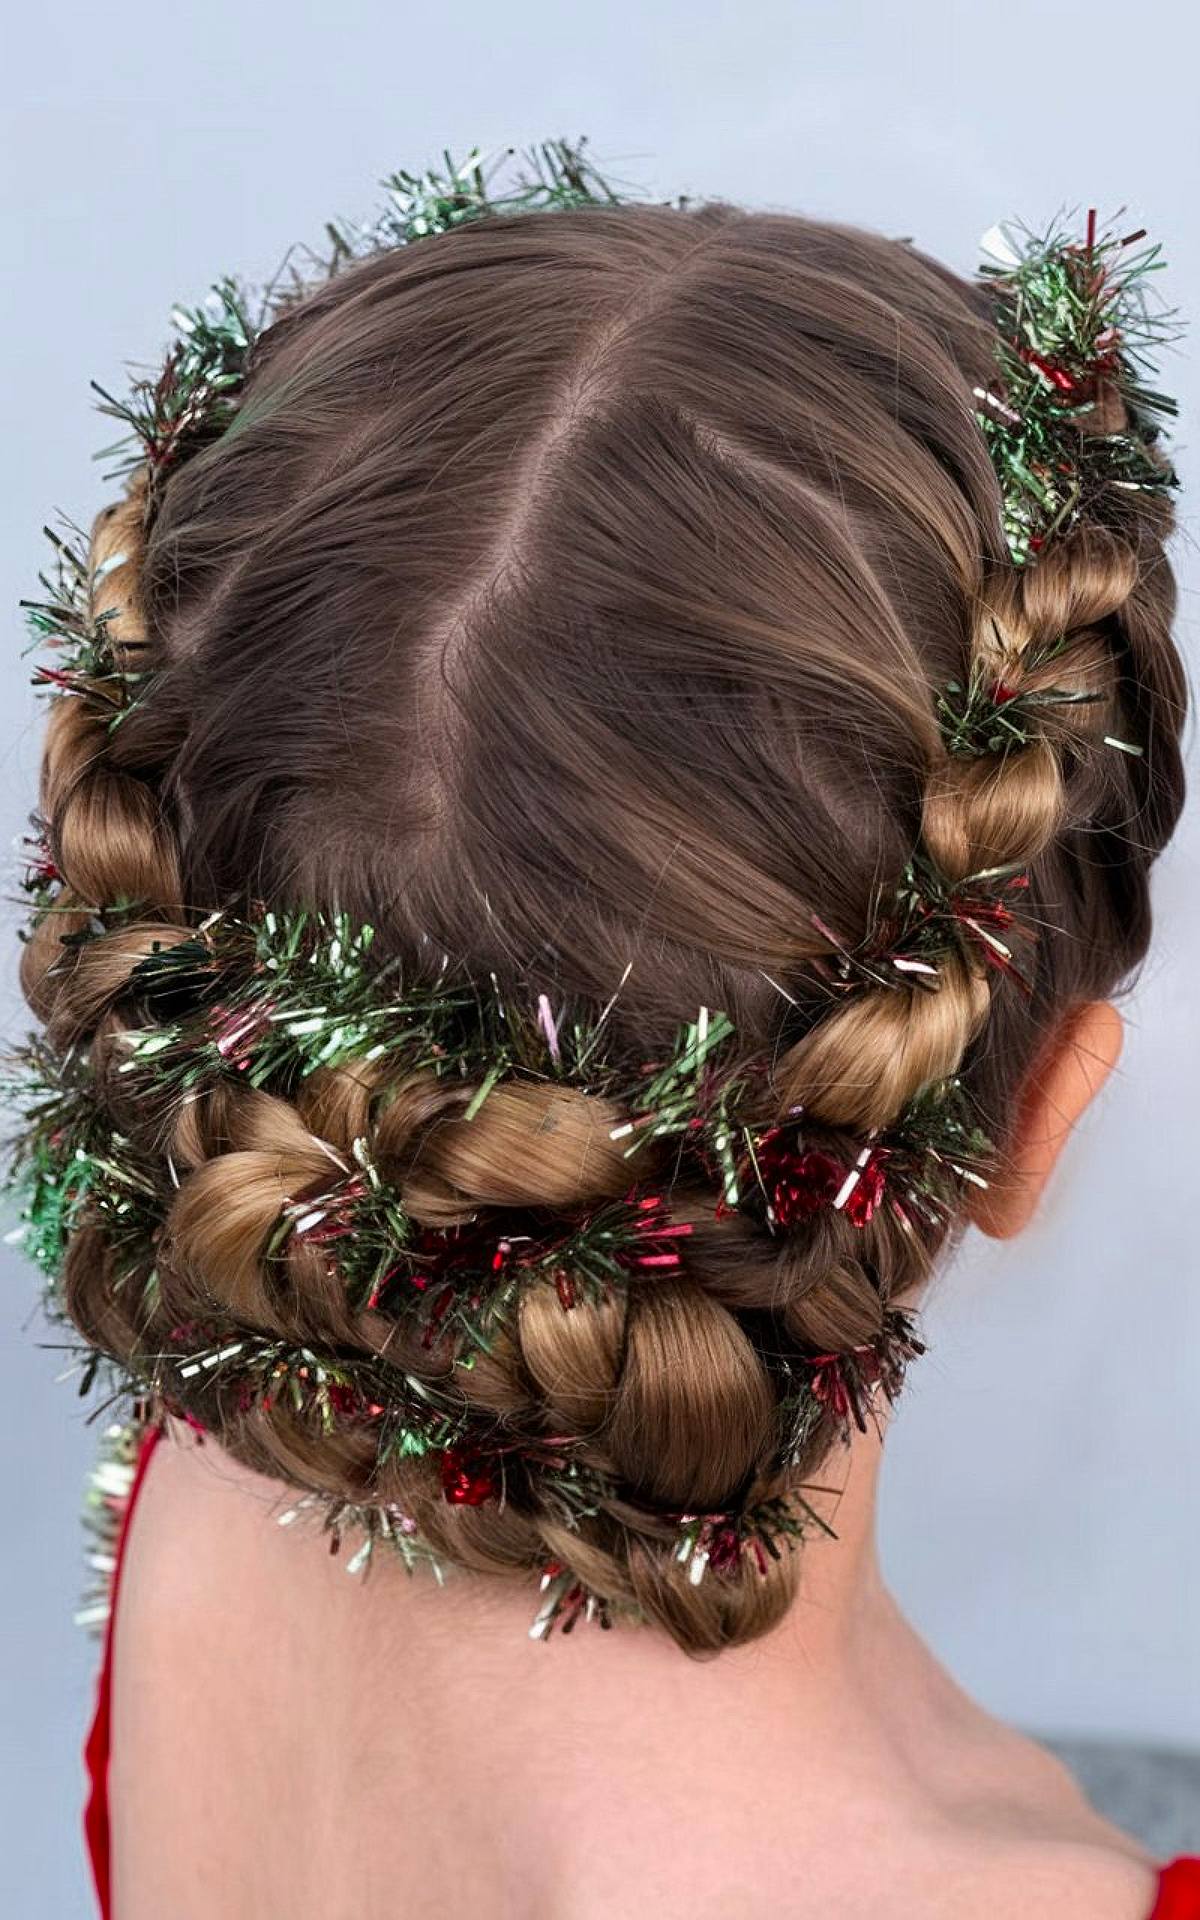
[370,1409,975,1881]
[406,1413,905,1744]
[136,1401,1157,1920]
[776,1410,891,1662]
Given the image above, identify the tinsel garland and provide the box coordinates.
[75,1414,153,1633]
[7,886,964,1632]
[937,656,1103,759]
[6,900,962,1374]
[975,210,1180,564]
[90,139,649,505]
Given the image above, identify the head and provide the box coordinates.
[21,190,1186,1653]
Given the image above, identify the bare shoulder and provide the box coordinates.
[109,1429,1167,1920]
[941,1842,1163,1920]
[764,1840,1161,1920]
[108,1423,431,1920]
[110,1418,398,1676]
[956,1843,1159,1920]
[884,1719,1164,1920]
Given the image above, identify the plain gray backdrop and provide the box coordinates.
[2,3,1197,1911]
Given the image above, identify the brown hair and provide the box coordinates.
[24,201,1187,1653]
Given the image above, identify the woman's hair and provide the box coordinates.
[22,199,1187,1652]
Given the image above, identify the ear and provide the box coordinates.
[969,1000,1124,1240]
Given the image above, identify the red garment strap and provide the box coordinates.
[1151,1860,1200,1920]
[83,1422,164,1920]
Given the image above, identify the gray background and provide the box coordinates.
[2,3,1197,1911]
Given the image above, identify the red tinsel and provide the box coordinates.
[749,1129,846,1227]
[809,1347,882,1431]
[620,1190,694,1270]
[289,1175,368,1245]
[1018,344,1079,395]
[704,1521,744,1578]
[209,998,277,1071]
[326,1382,385,1420]
[841,1151,887,1228]
[440,1446,499,1506]
[22,837,60,888]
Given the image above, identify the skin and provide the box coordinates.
[108,999,1165,1920]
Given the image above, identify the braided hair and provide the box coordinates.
[18,184,1186,1653]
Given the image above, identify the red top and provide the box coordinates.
[1156,1863,1200,1920]
[81,1422,1200,1920]
[83,1420,163,1920]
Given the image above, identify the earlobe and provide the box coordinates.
[969,1000,1124,1241]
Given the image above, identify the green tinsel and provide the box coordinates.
[976,210,1180,565]
[75,1415,152,1633]
[2,1040,161,1320]
[116,905,681,1103]
[808,854,1037,1006]
[673,1496,812,1585]
[89,138,653,505]
[936,658,1105,760]
[70,898,996,1231]
[20,521,147,722]
[92,277,253,488]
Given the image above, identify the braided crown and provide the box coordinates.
[12,150,1185,1651]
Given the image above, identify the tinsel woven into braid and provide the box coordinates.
[7,145,1186,1653]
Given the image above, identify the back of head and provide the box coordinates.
[19,172,1186,1652]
